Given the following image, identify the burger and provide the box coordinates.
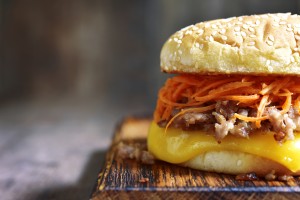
[147,13,300,177]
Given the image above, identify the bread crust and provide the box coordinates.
[182,150,300,176]
[161,13,300,75]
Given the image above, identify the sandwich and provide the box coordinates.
[147,13,300,178]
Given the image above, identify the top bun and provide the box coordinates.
[161,13,300,75]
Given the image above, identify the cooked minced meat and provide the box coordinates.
[215,100,239,119]
[213,112,235,141]
[158,100,300,142]
[267,107,296,141]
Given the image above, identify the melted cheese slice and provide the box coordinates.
[147,122,300,172]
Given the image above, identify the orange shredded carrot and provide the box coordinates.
[234,113,269,122]
[255,95,269,128]
[154,74,300,129]
[280,89,292,114]
[220,94,260,103]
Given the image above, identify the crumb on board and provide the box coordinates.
[139,177,149,183]
[236,171,295,181]
[116,142,155,164]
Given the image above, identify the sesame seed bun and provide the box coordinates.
[182,151,300,177]
[161,13,300,75]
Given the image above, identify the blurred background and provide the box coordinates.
[1,0,300,199]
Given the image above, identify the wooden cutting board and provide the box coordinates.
[90,117,300,200]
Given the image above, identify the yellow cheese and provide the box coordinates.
[147,122,300,172]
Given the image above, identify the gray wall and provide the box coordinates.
[1,0,300,108]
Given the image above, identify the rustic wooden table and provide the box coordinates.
[0,98,149,200]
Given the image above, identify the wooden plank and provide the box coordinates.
[91,117,300,200]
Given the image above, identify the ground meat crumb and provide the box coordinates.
[278,175,294,181]
[235,172,259,181]
[141,151,155,164]
[117,142,155,164]
[139,177,149,183]
[213,112,235,142]
[265,170,277,181]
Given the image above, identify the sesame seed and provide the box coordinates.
[273,23,280,27]
[211,24,217,29]
[274,18,280,22]
[295,24,300,28]
[209,36,214,42]
[286,27,293,32]
[199,43,204,49]
[248,41,255,46]
[205,23,210,28]
[268,65,273,72]
[266,40,274,46]
[192,26,198,31]
[235,32,241,36]
[248,27,255,33]
[174,38,178,42]
[242,24,249,29]
[238,17,243,22]
[279,21,287,25]
[197,29,204,35]
[268,35,275,41]
[227,23,233,27]
[219,29,226,34]
[177,40,182,44]
[246,21,253,25]
[255,20,261,25]
[287,23,292,28]
[294,47,299,51]
[234,27,241,32]
[291,56,295,63]
[195,42,204,49]
[266,60,271,65]
[221,35,228,41]
[249,34,256,38]
[241,31,246,37]
[168,38,172,42]
[236,21,243,25]
[295,52,299,57]
[178,50,182,54]
[233,47,239,51]
[212,30,217,36]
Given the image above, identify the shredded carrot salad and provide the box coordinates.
[154,74,300,128]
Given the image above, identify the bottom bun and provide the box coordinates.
[181,150,300,176]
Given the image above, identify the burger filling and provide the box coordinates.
[154,75,300,142]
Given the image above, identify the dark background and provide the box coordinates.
[1,0,299,107]
[0,1,299,199]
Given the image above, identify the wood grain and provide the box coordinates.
[91,117,300,200]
